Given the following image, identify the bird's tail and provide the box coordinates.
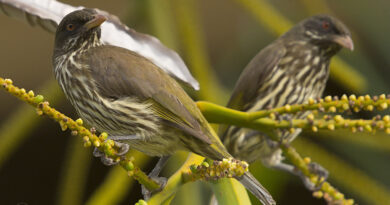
[201,124,275,204]
[236,172,276,205]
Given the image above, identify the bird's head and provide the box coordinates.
[54,9,106,56]
[285,15,353,56]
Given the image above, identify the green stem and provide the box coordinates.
[197,101,355,203]
[57,135,91,205]
[0,77,160,191]
[86,150,149,205]
[197,100,390,134]
[147,154,205,204]
[172,0,228,103]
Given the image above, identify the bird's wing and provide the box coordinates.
[219,42,286,137]
[84,46,211,144]
[227,43,286,110]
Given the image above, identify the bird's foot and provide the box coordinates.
[303,162,329,191]
[141,156,170,199]
[141,176,167,200]
[272,162,328,191]
[93,141,130,166]
[265,137,280,149]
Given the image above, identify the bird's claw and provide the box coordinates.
[141,176,167,200]
[309,162,329,191]
[114,141,130,156]
[93,141,130,166]
[265,137,279,149]
[301,162,329,191]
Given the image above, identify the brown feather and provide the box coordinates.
[79,45,211,144]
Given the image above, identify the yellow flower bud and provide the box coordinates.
[342,103,349,111]
[366,105,374,111]
[93,140,100,147]
[313,191,323,198]
[83,141,92,147]
[328,106,336,112]
[28,90,35,97]
[76,118,83,125]
[4,79,13,84]
[83,136,90,142]
[303,157,311,164]
[364,125,372,132]
[307,113,314,121]
[380,102,388,110]
[334,193,344,200]
[334,115,343,123]
[386,128,390,134]
[100,132,108,140]
[327,124,335,130]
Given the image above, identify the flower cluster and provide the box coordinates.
[0,77,152,190]
[184,158,249,182]
[251,94,390,120]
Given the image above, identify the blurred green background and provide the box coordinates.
[1,0,390,204]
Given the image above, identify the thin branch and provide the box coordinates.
[295,138,390,205]
[197,101,359,204]
[0,76,257,204]
[247,94,390,120]
[197,99,390,134]
[281,144,354,204]
[0,77,161,192]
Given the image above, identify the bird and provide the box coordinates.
[52,8,275,205]
[219,15,353,189]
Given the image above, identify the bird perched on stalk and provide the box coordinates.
[219,15,353,188]
[52,9,275,205]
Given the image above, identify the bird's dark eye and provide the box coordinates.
[322,21,330,30]
[66,24,75,31]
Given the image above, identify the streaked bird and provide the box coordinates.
[219,15,353,187]
[52,9,275,205]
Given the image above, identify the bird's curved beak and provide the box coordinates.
[331,35,354,51]
[84,14,107,30]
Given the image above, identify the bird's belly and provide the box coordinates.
[125,133,182,156]
[73,97,185,156]
[226,128,280,164]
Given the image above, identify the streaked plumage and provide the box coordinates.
[220,15,353,164]
[52,9,275,204]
